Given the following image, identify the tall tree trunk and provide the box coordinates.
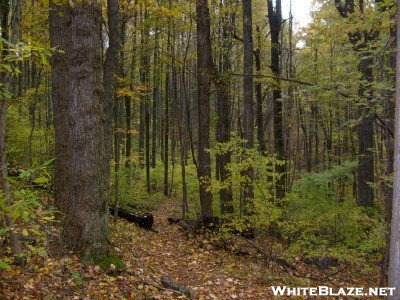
[103,0,121,187]
[254,25,266,154]
[114,20,126,220]
[216,0,233,215]
[141,9,151,194]
[335,0,375,206]
[381,5,397,286]
[126,8,138,169]
[50,1,114,261]
[388,0,400,294]
[268,0,286,200]
[151,30,159,169]
[196,0,213,218]
[241,0,255,211]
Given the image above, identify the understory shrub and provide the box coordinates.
[279,161,385,264]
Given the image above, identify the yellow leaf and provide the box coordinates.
[22,229,28,236]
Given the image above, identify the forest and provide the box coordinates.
[1,0,400,298]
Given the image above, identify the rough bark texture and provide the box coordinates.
[388,0,400,294]
[196,0,213,218]
[50,1,112,261]
[268,0,286,200]
[49,2,70,214]
[254,26,266,154]
[241,0,255,210]
[215,1,233,214]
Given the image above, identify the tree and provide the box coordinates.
[196,0,213,219]
[49,0,114,262]
[267,0,286,200]
[334,0,375,206]
[241,0,255,210]
[103,0,121,187]
[388,0,400,295]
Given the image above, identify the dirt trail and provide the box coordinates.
[0,199,273,299]
[121,200,272,299]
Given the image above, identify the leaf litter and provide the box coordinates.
[0,199,382,299]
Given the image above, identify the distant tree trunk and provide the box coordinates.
[242,0,255,211]
[141,9,151,194]
[139,9,146,170]
[126,8,138,169]
[254,25,266,154]
[114,20,126,220]
[216,81,233,214]
[152,30,159,169]
[103,0,121,186]
[0,0,24,266]
[388,0,400,294]
[164,69,170,196]
[114,96,122,220]
[50,1,113,261]
[215,0,233,215]
[196,0,213,218]
[268,0,286,200]
[178,69,189,219]
[164,0,172,196]
[335,0,375,206]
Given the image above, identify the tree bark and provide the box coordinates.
[254,25,266,154]
[388,1,400,294]
[103,0,121,184]
[334,0,375,207]
[268,0,286,200]
[216,0,233,215]
[241,0,255,211]
[196,0,213,218]
[50,1,113,261]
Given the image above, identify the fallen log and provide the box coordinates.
[110,207,154,229]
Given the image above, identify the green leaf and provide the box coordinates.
[0,260,11,269]
[32,177,49,184]
[3,64,13,73]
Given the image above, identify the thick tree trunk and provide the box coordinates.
[216,84,233,214]
[49,2,70,214]
[216,2,233,215]
[196,0,213,218]
[50,2,113,261]
[356,57,374,206]
[334,0,375,207]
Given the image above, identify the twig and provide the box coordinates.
[244,239,297,271]
[141,280,188,297]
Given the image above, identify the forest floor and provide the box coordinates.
[0,198,382,299]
